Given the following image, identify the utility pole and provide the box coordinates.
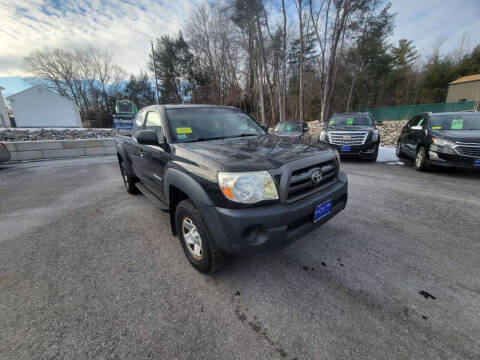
[150,40,160,104]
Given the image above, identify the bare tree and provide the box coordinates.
[23,48,126,126]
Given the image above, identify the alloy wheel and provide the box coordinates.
[182,217,203,260]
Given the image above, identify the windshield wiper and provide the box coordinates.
[181,136,226,143]
[224,133,259,139]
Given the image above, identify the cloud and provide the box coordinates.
[389,0,480,57]
[0,0,198,77]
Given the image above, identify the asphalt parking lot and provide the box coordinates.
[1,156,479,359]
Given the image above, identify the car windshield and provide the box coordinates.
[274,122,303,132]
[166,107,265,143]
[429,113,480,130]
[328,114,373,126]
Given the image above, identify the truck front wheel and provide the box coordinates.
[175,199,225,274]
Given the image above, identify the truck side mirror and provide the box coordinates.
[303,124,309,132]
[137,129,160,145]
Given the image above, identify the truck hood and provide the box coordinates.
[175,135,335,171]
[431,130,480,143]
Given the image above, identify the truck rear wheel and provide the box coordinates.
[175,199,225,274]
[120,161,139,194]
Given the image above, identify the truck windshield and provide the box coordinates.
[429,113,480,130]
[274,123,302,132]
[328,114,373,126]
[166,107,266,143]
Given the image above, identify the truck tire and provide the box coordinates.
[175,199,225,274]
[120,161,139,194]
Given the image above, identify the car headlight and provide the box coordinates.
[371,129,379,142]
[432,138,456,147]
[218,171,279,203]
[319,130,327,142]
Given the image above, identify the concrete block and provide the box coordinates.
[43,148,85,158]
[63,139,104,149]
[16,150,43,161]
[4,143,17,152]
[15,140,63,151]
[85,146,115,156]
[101,139,116,147]
[9,151,19,161]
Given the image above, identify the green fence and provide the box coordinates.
[358,101,476,121]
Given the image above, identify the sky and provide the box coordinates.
[1,0,479,97]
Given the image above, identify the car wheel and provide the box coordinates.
[175,199,226,274]
[120,161,139,194]
[414,147,429,171]
[396,141,405,158]
[368,144,379,162]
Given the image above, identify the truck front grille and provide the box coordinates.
[455,144,480,157]
[328,131,369,145]
[286,161,336,203]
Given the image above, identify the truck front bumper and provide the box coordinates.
[199,172,348,254]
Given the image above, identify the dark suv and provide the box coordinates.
[396,111,480,171]
[273,121,309,138]
[320,112,380,161]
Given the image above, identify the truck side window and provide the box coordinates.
[145,111,165,139]
[134,111,145,137]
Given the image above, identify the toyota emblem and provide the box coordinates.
[310,169,323,184]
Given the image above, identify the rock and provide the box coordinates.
[0,128,131,142]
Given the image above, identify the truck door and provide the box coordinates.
[125,110,147,180]
[140,110,171,202]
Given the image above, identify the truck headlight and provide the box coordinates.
[319,130,327,142]
[372,129,379,142]
[218,171,279,203]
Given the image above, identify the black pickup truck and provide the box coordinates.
[116,105,348,273]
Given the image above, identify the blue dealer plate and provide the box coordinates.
[340,145,351,152]
[314,200,332,222]
[474,159,480,167]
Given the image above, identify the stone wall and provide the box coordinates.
[4,139,116,162]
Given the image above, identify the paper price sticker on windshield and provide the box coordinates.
[176,127,192,134]
[432,126,442,130]
[286,124,292,131]
[346,117,354,125]
[329,120,335,125]
[451,119,463,130]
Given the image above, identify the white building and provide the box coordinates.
[7,85,82,128]
[0,86,12,127]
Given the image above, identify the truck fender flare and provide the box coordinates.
[116,144,134,176]
[164,168,214,206]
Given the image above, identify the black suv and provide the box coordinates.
[116,105,348,273]
[320,112,380,161]
[396,111,480,171]
[273,121,309,138]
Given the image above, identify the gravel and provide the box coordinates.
[0,128,131,142]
